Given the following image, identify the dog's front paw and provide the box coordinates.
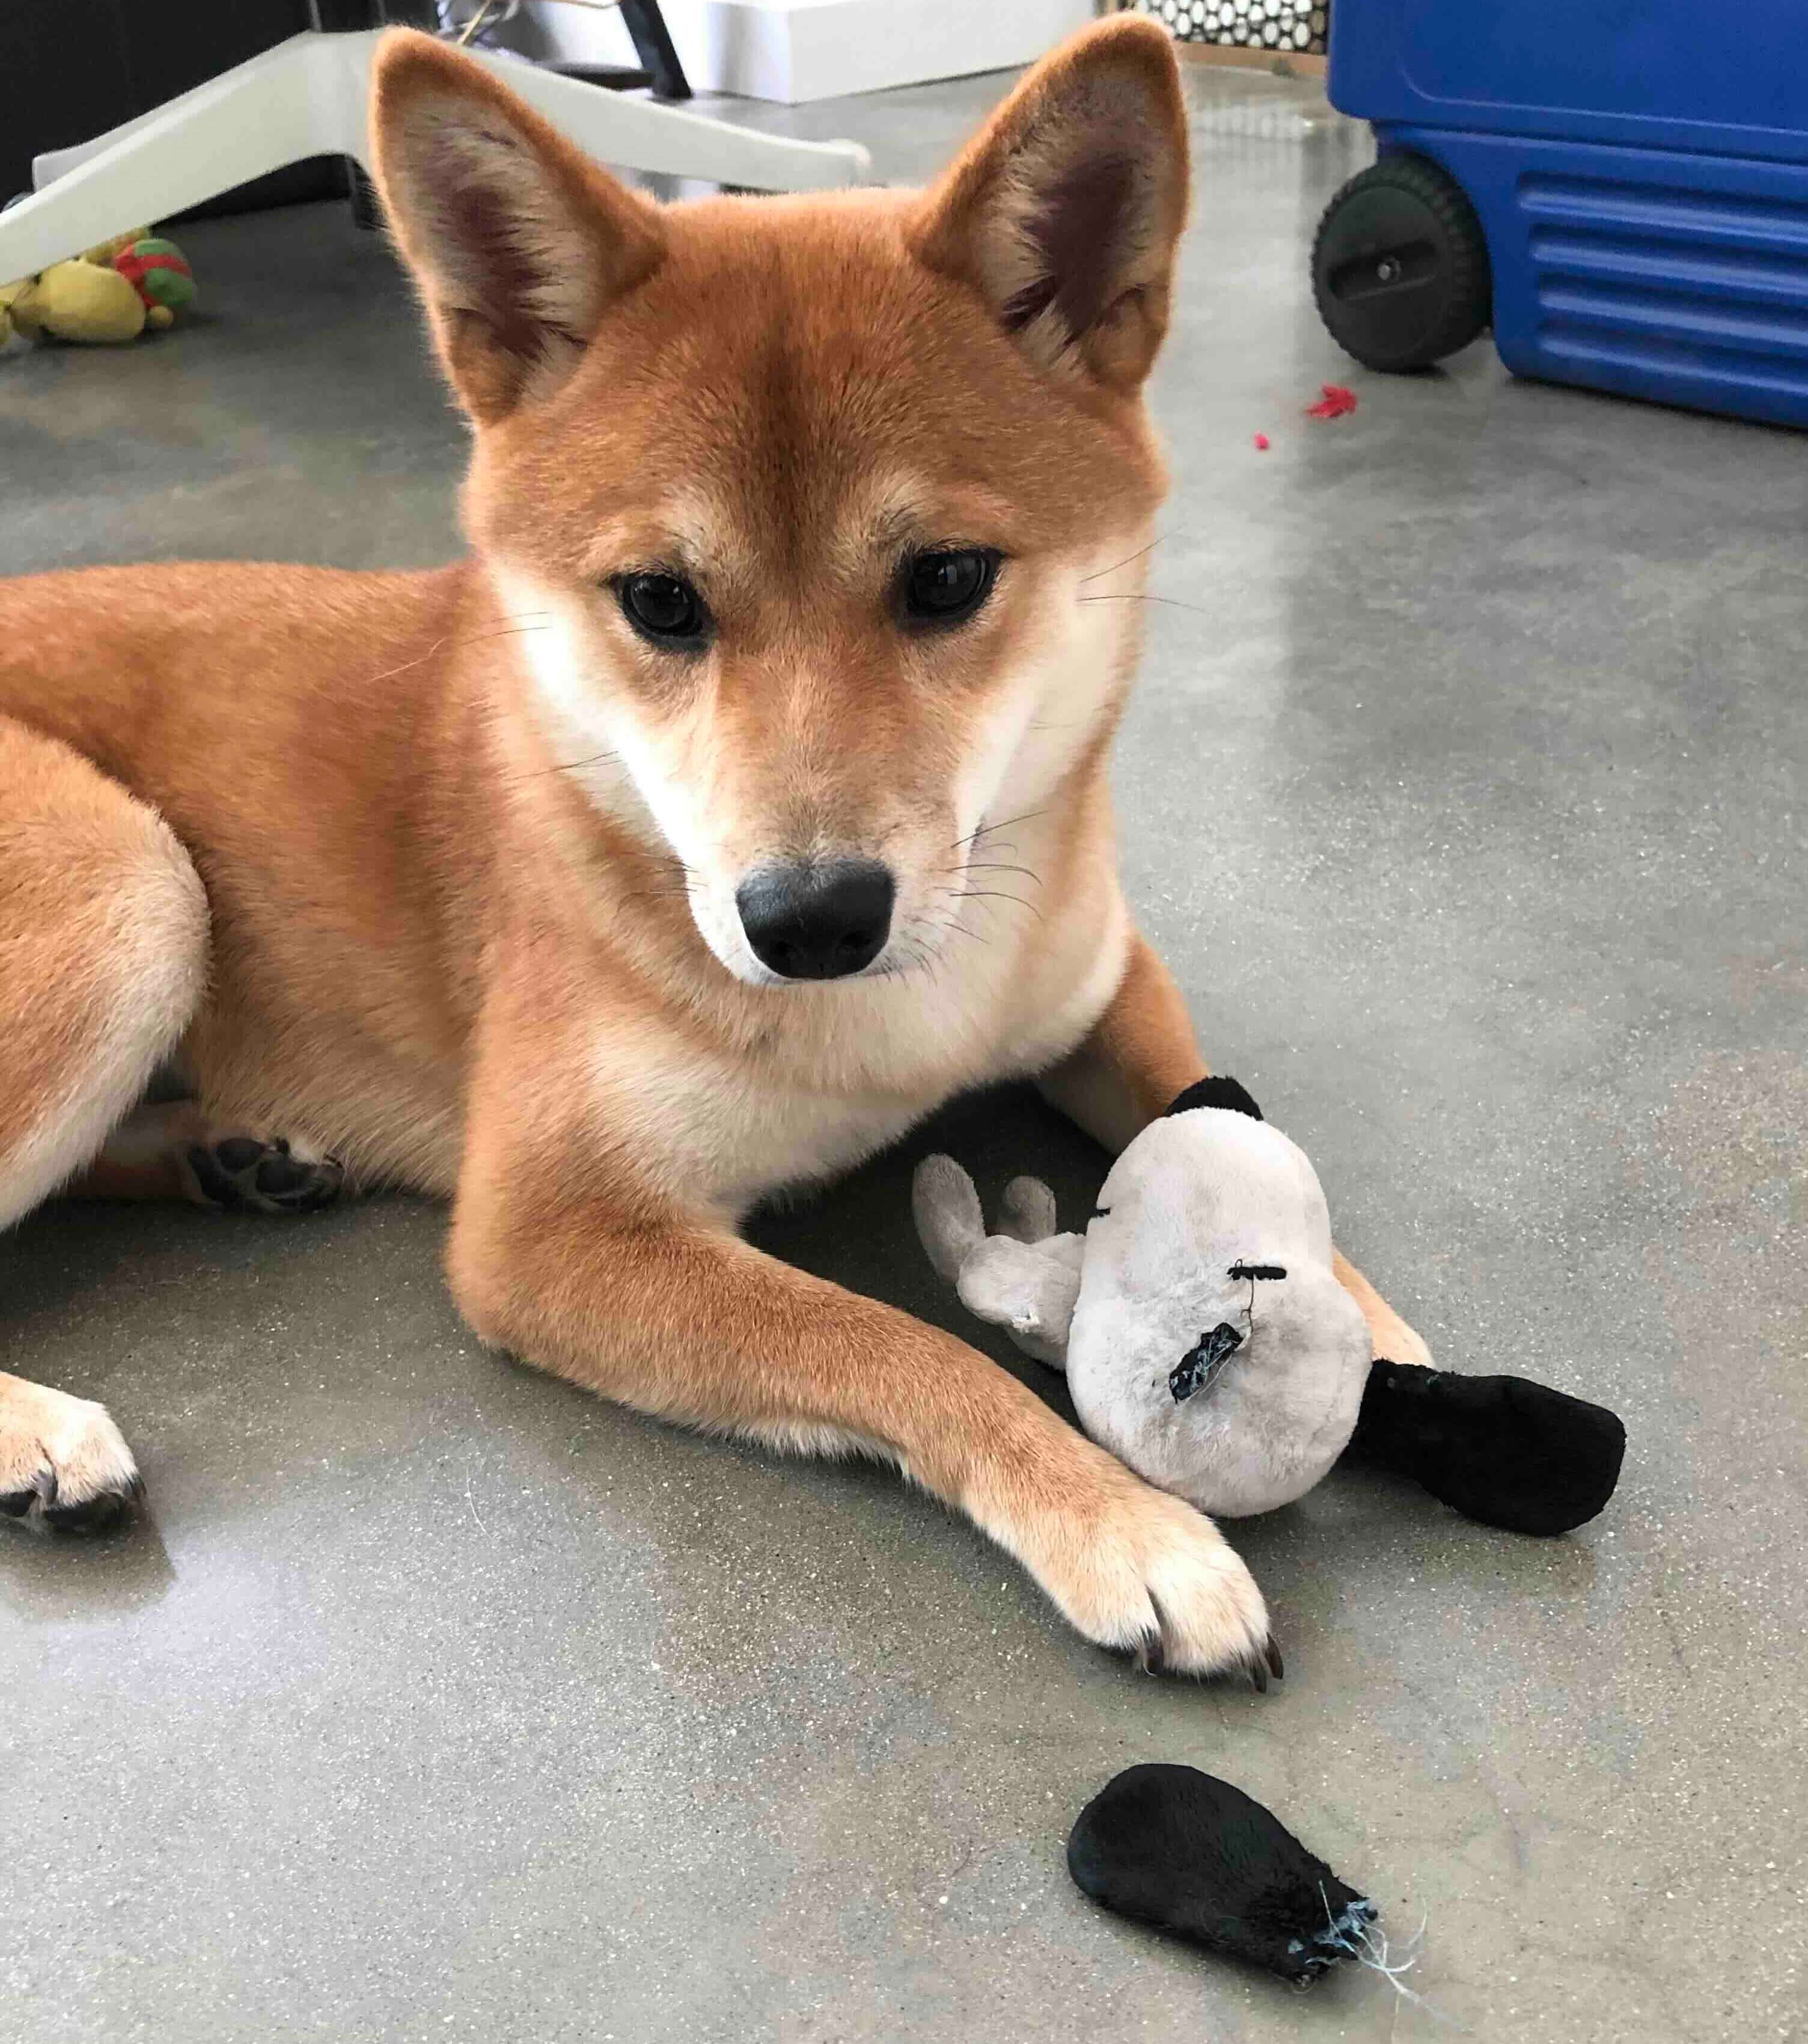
[0,1380,142,1533]
[1014,1449,1277,1686]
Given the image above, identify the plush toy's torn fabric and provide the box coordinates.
[1168,1320,1242,1402]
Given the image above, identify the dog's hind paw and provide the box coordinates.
[183,1134,344,1215]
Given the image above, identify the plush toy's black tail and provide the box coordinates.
[1345,1362,1626,1537]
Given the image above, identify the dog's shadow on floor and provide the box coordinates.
[747,1081,1110,1428]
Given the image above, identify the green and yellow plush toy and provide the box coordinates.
[1,228,195,348]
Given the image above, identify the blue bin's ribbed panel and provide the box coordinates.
[1390,129,1808,426]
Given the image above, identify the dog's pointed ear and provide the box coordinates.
[370,29,664,424]
[910,16,1190,391]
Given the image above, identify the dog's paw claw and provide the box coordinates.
[1032,1464,1272,1684]
[1136,1596,1168,1674]
[0,1396,141,1536]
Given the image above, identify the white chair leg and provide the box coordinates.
[3,29,870,284]
[28,51,316,189]
[4,34,371,282]
[459,47,871,192]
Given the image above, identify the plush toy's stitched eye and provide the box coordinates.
[1091,1205,1111,1221]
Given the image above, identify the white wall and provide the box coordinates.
[507,0,1094,103]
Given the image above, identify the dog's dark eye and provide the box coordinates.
[902,548,998,627]
[618,572,707,645]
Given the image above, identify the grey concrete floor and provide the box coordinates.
[3,60,1805,2044]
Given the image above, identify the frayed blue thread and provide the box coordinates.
[1309,1884,1451,2024]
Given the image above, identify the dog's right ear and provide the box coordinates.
[370,30,664,425]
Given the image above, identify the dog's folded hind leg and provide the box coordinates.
[0,715,209,1231]
[0,713,210,1530]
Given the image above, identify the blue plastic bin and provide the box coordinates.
[1320,0,1808,427]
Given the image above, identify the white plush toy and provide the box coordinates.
[914,1078,1372,1519]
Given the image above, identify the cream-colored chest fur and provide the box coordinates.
[590,829,1129,1218]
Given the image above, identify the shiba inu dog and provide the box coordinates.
[0,18,1428,1679]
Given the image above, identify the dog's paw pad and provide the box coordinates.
[185,1136,344,1216]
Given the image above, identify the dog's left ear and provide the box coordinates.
[910,15,1190,391]
[370,29,665,424]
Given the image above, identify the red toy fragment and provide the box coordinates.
[1253,432,1270,451]
[1306,383,1358,420]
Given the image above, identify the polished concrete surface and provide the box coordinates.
[3,61,1804,2044]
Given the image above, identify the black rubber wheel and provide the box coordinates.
[1312,153,1491,373]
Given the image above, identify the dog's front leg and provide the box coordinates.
[444,1038,1275,1683]
[1039,932,1433,1368]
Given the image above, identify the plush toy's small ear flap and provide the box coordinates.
[912,1155,987,1284]
[998,1176,1060,1245]
[1164,1075,1263,1121]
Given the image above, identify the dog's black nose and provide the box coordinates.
[735,860,894,980]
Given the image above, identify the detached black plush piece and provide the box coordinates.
[1069,1764,1376,1985]
[1346,1361,1626,1536]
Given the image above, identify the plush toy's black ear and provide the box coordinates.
[1345,1361,1626,1537]
[1165,1075,1263,1121]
